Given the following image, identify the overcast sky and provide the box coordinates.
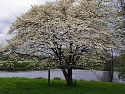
[0,0,55,45]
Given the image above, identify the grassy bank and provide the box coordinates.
[0,78,125,94]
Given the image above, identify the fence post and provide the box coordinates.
[48,69,50,86]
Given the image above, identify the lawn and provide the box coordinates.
[0,78,125,94]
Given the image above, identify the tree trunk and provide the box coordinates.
[68,67,73,85]
[104,61,114,82]
[61,68,69,84]
[109,49,114,82]
[109,60,114,82]
[61,67,73,86]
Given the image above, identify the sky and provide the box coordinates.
[0,0,55,45]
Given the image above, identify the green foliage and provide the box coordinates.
[0,61,58,71]
[115,54,125,65]
[53,77,61,80]
[114,54,125,79]
[0,78,125,94]
[0,61,35,71]
[74,62,104,70]
[118,67,125,80]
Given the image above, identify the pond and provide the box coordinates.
[0,69,124,83]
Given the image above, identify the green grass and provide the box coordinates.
[0,78,125,94]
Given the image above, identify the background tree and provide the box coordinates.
[7,0,121,85]
[115,0,125,80]
[0,43,9,61]
[118,0,125,44]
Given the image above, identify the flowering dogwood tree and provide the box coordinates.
[7,0,121,85]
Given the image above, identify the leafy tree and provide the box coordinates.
[7,0,121,85]
[116,0,125,45]
[0,44,8,61]
[115,0,125,80]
